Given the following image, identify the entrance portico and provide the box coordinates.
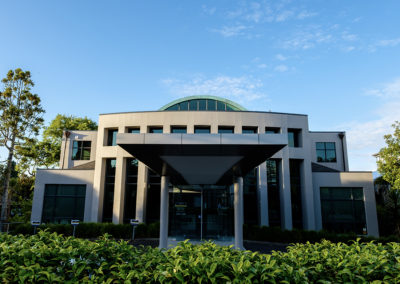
[117,133,287,249]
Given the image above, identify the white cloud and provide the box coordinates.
[297,10,318,20]
[257,63,267,69]
[274,65,288,72]
[161,75,266,103]
[202,5,216,16]
[376,38,400,47]
[281,28,333,50]
[276,54,287,61]
[276,10,295,22]
[341,32,358,41]
[211,25,249,37]
[340,78,400,171]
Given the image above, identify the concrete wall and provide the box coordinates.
[312,171,379,237]
[31,169,94,223]
[59,130,97,169]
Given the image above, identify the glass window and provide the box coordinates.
[207,99,216,111]
[288,129,301,147]
[102,159,116,222]
[316,142,336,162]
[218,126,234,134]
[171,126,187,133]
[267,159,281,227]
[42,184,86,224]
[166,104,179,111]
[149,127,163,133]
[265,127,280,134]
[242,127,257,134]
[226,104,234,111]
[198,99,206,110]
[72,141,91,160]
[320,187,366,234]
[189,100,198,110]
[290,159,303,229]
[127,127,140,133]
[124,158,138,223]
[217,101,226,111]
[179,101,189,111]
[194,126,211,134]
[107,129,118,146]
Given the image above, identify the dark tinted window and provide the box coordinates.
[288,129,301,147]
[194,126,211,133]
[128,128,140,133]
[72,141,91,160]
[218,126,234,133]
[316,142,336,162]
[198,99,207,110]
[42,184,86,224]
[265,127,280,134]
[171,126,187,133]
[107,129,118,146]
[242,127,257,134]
[149,127,163,133]
[102,159,116,222]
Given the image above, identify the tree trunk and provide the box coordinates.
[1,136,15,231]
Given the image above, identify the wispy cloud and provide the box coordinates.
[211,25,249,38]
[274,65,288,72]
[161,75,266,103]
[341,78,400,171]
[276,54,287,61]
[368,37,400,52]
[202,5,216,16]
[281,27,334,50]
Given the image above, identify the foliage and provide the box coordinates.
[0,231,399,282]
[0,68,44,223]
[377,121,400,191]
[9,222,160,239]
[377,121,400,234]
[17,114,98,171]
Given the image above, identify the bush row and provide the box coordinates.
[0,231,399,282]
[9,222,160,239]
[8,222,400,243]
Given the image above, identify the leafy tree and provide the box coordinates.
[0,69,44,226]
[377,121,400,234]
[17,114,97,171]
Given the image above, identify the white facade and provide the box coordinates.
[31,96,379,244]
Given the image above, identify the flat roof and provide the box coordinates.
[99,110,308,117]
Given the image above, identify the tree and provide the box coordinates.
[377,121,400,234]
[0,68,44,226]
[17,114,97,171]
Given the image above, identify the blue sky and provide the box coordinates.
[1,0,400,171]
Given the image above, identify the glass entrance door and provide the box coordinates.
[169,185,233,241]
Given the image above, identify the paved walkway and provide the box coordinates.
[129,239,289,254]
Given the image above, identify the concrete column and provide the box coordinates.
[159,175,169,249]
[135,163,148,223]
[300,160,315,230]
[234,176,244,250]
[112,157,126,224]
[280,158,293,230]
[258,162,269,226]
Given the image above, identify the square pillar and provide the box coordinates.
[280,158,293,230]
[112,157,126,224]
[135,163,148,223]
[234,176,244,250]
[257,162,269,226]
[159,175,169,249]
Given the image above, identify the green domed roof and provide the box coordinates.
[159,95,247,111]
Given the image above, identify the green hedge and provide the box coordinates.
[9,222,400,243]
[0,231,399,282]
[9,222,160,239]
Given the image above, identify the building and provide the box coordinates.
[31,95,379,249]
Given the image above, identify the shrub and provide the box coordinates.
[0,231,399,282]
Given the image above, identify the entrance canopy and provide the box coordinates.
[117,133,287,185]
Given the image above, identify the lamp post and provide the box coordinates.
[130,219,139,241]
[71,220,80,237]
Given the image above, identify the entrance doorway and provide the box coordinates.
[169,185,234,241]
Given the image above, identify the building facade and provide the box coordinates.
[31,96,379,248]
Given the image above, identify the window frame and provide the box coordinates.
[316,142,337,163]
[71,140,91,160]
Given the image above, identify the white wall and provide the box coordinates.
[31,169,94,223]
[312,171,379,237]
